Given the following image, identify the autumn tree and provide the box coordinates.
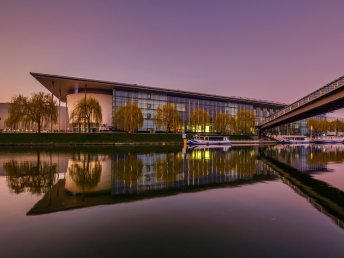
[113,101,143,133]
[190,108,210,132]
[214,112,235,134]
[307,119,317,135]
[330,119,344,133]
[155,103,181,132]
[307,118,333,135]
[70,96,102,132]
[5,92,57,133]
[236,109,256,134]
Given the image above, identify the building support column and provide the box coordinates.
[58,87,61,132]
[65,96,68,132]
[84,84,87,133]
[51,81,54,133]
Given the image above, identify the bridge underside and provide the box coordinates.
[259,88,344,130]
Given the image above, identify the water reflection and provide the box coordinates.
[4,152,58,195]
[1,145,343,228]
[260,145,344,228]
[107,147,269,194]
[308,145,344,164]
[25,147,276,215]
[266,144,328,172]
[66,153,111,193]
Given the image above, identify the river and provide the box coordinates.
[0,145,343,257]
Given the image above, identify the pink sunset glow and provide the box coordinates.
[1,0,344,112]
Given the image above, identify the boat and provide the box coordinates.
[275,135,310,144]
[311,136,344,144]
[187,135,231,146]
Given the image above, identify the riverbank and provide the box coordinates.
[0,133,264,146]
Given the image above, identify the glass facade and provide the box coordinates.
[112,88,285,132]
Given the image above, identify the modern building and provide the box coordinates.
[31,72,287,133]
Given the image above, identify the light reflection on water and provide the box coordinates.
[0,145,344,257]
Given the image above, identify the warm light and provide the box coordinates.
[205,125,210,133]
[204,150,210,160]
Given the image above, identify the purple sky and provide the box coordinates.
[1,0,344,110]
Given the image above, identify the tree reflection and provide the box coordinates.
[4,152,57,195]
[308,146,344,164]
[68,153,102,191]
[186,148,257,180]
[153,152,184,185]
[112,148,259,193]
[113,152,143,191]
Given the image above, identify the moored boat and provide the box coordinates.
[275,135,310,144]
[311,136,344,144]
[187,135,231,146]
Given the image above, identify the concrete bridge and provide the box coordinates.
[258,75,344,130]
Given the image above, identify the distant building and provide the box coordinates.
[0,102,68,132]
[0,103,9,131]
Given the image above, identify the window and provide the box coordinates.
[147,103,151,109]
[147,113,152,119]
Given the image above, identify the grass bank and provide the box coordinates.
[0,133,252,145]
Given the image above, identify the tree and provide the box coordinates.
[330,119,344,133]
[155,103,181,132]
[236,109,255,134]
[214,112,235,134]
[5,94,29,130]
[190,108,210,132]
[5,92,57,133]
[307,118,320,134]
[307,118,336,135]
[70,96,102,132]
[113,101,143,133]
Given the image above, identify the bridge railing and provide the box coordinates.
[259,76,344,126]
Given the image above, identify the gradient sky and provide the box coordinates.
[1,0,344,109]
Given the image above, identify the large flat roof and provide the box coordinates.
[30,72,287,108]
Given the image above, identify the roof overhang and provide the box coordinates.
[30,72,287,108]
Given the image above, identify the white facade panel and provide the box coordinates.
[67,93,113,129]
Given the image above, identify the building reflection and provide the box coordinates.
[15,144,344,223]
[264,144,328,173]
[109,147,272,195]
[26,147,276,215]
[65,153,111,194]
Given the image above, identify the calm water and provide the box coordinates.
[0,145,344,257]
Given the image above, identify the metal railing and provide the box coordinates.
[259,76,344,126]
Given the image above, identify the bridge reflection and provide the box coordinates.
[260,145,344,229]
[3,146,343,227]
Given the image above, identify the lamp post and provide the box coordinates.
[310,125,313,139]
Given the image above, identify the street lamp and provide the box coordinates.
[310,125,313,138]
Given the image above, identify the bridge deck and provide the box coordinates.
[259,75,344,129]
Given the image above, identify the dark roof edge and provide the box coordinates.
[30,72,287,107]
